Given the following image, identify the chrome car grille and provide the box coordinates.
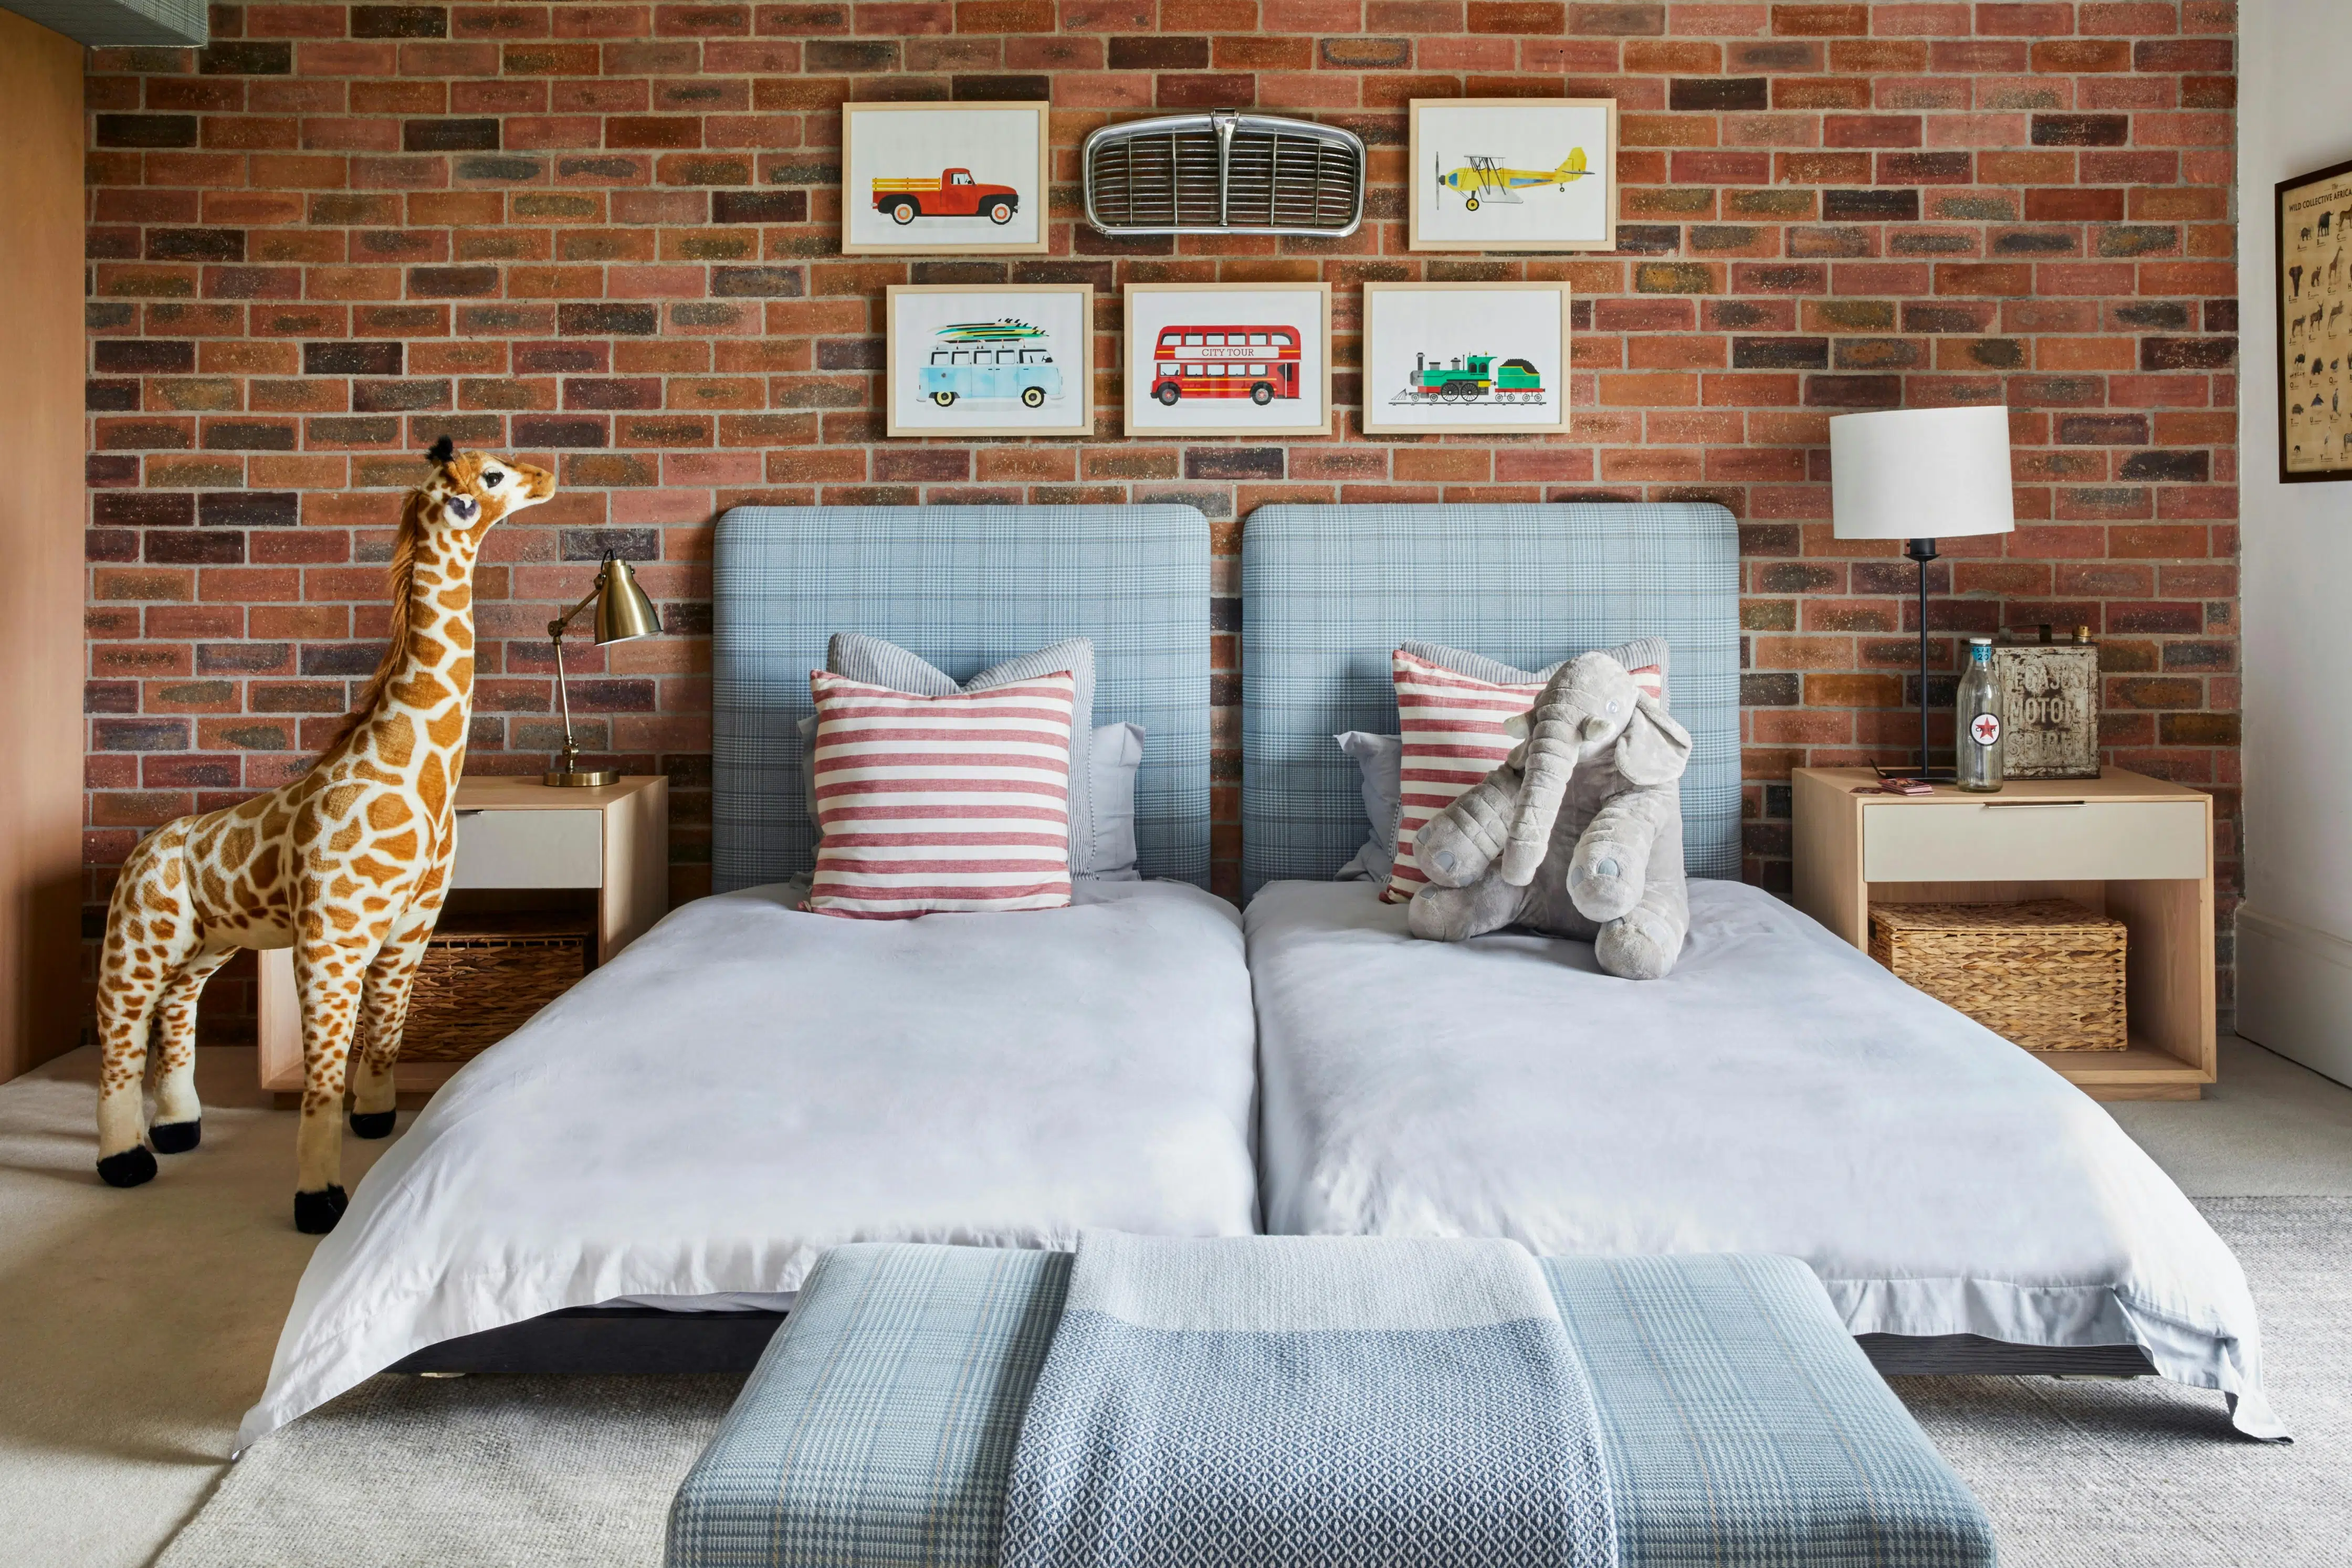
[1083,111,1364,237]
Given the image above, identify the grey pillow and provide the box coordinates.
[816,633,1102,872]
[1399,636,1671,706]
[1335,836,1396,887]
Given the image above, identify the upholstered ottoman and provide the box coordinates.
[668,1244,1995,1568]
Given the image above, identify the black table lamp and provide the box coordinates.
[1829,405,2017,782]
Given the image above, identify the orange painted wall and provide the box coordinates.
[1,12,90,1080]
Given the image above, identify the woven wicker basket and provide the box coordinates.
[400,921,590,1063]
[1867,899,2127,1052]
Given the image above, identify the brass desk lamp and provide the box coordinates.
[544,551,662,787]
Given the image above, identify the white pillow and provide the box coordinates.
[1335,731,1403,856]
[796,715,1144,879]
[1085,722,1146,880]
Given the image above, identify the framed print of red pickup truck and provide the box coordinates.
[841,102,1051,257]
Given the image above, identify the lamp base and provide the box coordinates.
[1874,764,1957,785]
[542,769,618,788]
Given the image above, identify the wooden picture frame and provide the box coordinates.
[1360,281,1573,436]
[1408,98,1618,254]
[885,285,1094,438]
[841,101,1051,257]
[1122,283,1334,438]
[2276,154,2352,482]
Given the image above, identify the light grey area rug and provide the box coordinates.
[162,1201,2350,1568]
[1899,1198,2352,1567]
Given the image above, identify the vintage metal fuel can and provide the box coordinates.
[1991,625,2102,781]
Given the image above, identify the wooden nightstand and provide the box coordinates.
[256,775,669,1096]
[1791,766,2215,1101]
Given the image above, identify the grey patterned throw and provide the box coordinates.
[999,1232,1619,1568]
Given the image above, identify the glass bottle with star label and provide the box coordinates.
[1955,635,2004,793]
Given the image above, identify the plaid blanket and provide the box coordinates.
[668,1246,1994,1568]
[998,1233,1615,1568]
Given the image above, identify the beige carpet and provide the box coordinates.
[0,1047,396,1568]
[156,1376,740,1568]
[6,1038,2352,1566]
[2104,1037,2352,1197]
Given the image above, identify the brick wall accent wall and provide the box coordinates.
[81,1,2240,1035]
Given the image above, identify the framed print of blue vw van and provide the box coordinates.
[886,285,1095,438]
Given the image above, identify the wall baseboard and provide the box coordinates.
[2235,906,2352,1091]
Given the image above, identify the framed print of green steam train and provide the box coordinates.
[885,285,1094,438]
[1360,282,1573,436]
[1408,98,1617,254]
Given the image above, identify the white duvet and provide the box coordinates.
[239,879,1259,1450]
[1246,878,2285,1440]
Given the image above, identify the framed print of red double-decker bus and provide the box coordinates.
[1123,283,1332,437]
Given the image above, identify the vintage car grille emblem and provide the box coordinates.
[1082,110,1366,237]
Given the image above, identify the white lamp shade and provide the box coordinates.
[1829,405,2016,541]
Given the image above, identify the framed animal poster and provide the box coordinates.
[2277,155,2352,481]
[841,102,1050,257]
[1361,281,1573,436]
[1409,98,1618,254]
[1122,283,1333,437]
[886,285,1094,438]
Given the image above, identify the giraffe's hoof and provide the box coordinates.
[348,1109,395,1140]
[293,1185,349,1235]
[98,1146,159,1188]
[150,1120,201,1154]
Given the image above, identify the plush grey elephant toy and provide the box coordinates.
[1406,650,1694,979]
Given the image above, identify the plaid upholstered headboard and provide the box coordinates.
[1240,503,1742,899]
[712,506,1212,892]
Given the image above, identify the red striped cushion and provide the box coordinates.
[1384,649,1664,904]
[804,669,1077,919]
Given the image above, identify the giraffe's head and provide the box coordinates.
[420,436,557,535]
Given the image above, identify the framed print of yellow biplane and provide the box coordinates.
[1409,98,1618,254]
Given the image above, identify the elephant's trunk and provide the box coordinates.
[1497,703,1587,885]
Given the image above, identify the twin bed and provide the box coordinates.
[238,502,2280,1456]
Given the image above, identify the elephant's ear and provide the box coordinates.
[1615,693,1693,786]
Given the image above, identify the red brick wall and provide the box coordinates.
[81,0,2241,1033]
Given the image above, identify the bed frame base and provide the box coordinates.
[388,1309,2157,1381]
[1856,1332,2156,1378]
[387,1307,790,1376]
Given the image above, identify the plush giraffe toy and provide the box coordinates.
[93,439,555,1233]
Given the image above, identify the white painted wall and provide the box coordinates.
[2237,0,2352,1086]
